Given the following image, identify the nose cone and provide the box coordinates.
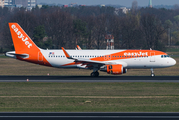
[170,58,176,66]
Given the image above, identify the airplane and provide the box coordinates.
[6,23,176,77]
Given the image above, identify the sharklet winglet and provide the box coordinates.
[61,47,73,59]
[77,45,82,50]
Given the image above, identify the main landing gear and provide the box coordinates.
[151,68,155,77]
[91,71,99,77]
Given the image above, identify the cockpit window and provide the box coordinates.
[161,55,170,58]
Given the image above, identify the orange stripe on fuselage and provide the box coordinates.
[90,50,166,61]
[61,50,166,67]
[61,61,81,67]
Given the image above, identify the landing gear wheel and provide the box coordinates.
[91,72,95,77]
[151,73,155,77]
[95,71,99,76]
[90,72,99,77]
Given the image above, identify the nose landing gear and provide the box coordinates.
[151,68,155,77]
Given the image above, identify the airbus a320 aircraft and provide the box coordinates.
[6,23,176,77]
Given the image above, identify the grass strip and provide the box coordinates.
[0,82,178,112]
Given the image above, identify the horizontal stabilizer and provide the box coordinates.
[6,51,29,59]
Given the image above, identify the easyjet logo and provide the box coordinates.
[124,52,148,56]
[11,25,32,48]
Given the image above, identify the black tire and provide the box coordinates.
[91,72,95,77]
[91,72,99,77]
[95,72,99,77]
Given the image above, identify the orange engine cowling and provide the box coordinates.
[101,64,127,75]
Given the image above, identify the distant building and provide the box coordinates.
[0,0,4,8]
[79,5,86,7]
[13,0,28,7]
[100,4,105,7]
[4,0,13,7]
[63,5,68,8]
[4,0,36,9]
[37,4,42,9]
[105,34,114,50]
[115,7,130,15]
[69,3,77,7]
[149,0,152,8]
[28,0,36,8]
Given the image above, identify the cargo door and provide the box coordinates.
[150,52,155,62]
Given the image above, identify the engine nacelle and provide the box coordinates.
[100,64,127,75]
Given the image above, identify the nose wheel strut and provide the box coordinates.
[151,68,155,77]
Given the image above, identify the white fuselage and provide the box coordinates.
[40,49,176,69]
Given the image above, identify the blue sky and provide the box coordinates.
[37,0,179,7]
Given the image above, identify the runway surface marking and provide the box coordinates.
[0,96,178,98]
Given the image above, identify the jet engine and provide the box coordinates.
[100,64,127,75]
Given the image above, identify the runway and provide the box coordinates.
[0,112,179,120]
[0,76,179,82]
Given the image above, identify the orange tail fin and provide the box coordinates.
[9,23,39,53]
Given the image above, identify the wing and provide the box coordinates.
[61,47,128,69]
[61,47,105,69]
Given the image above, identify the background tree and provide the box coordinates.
[33,25,46,48]
[73,19,88,47]
[2,5,179,52]
[140,14,166,50]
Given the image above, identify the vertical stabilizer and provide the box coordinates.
[9,23,39,53]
